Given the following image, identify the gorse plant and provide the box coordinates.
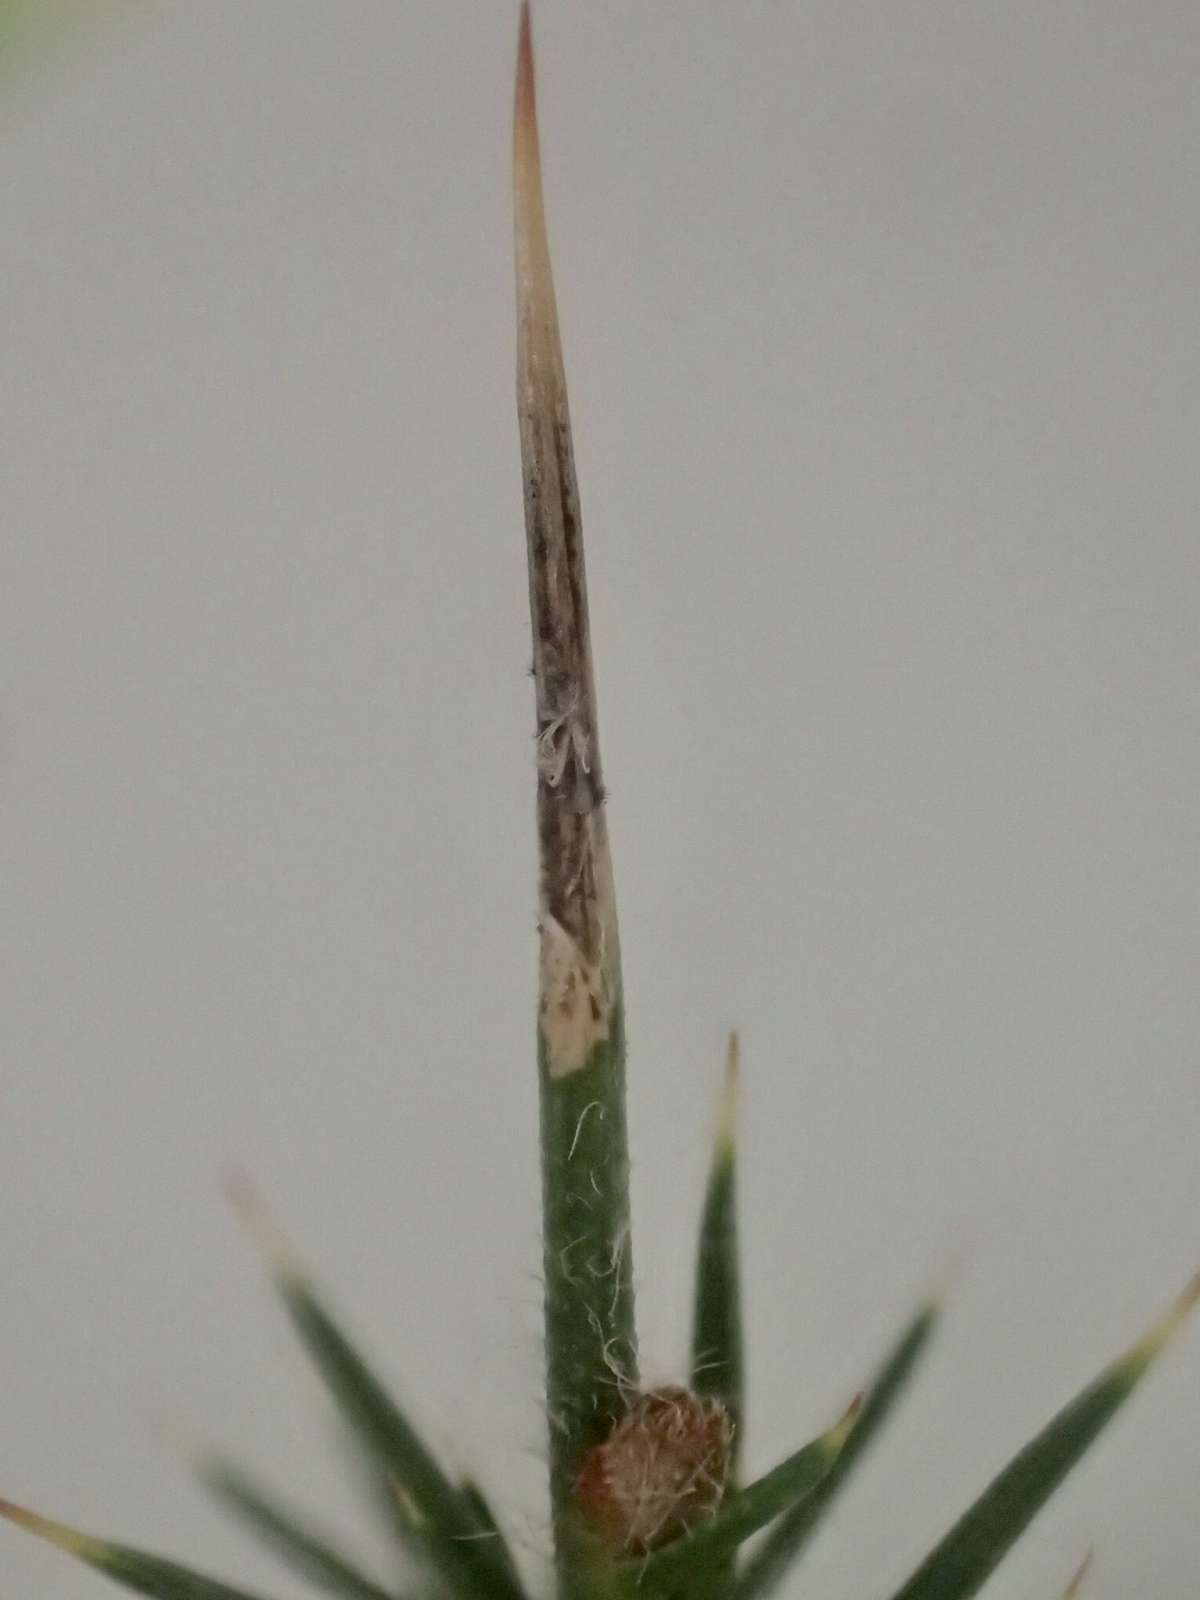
[3,8,1195,1600]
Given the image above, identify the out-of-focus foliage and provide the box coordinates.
[0,0,112,83]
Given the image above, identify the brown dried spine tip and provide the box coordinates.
[515,0,621,1078]
[574,1386,734,1553]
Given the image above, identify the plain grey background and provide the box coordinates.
[2,4,1197,1596]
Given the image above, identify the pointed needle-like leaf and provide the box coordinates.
[0,1497,282,1600]
[734,1298,938,1600]
[621,1397,861,1594]
[197,1453,396,1600]
[513,1,638,1567]
[889,1273,1200,1600]
[691,1033,745,1473]
[227,1175,525,1600]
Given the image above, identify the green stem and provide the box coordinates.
[539,1004,637,1495]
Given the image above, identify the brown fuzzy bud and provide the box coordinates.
[575,1386,734,1554]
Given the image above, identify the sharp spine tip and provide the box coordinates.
[222,1168,301,1283]
[0,1498,96,1557]
[140,1401,207,1468]
[1124,1269,1200,1372]
[924,1235,979,1309]
[829,1392,863,1450]
[1062,1547,1094,1597]
[514,2,536,141]
[715,1031,740,1154]
[512,0,545,274]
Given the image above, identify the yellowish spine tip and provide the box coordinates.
[0,1498,101,1559]
[1061,1547,1094,1598]
[222,1167,302,1285]
[827,1391,864,1454]
[715,1031,739,1158]
[1123,1269,1200,1375]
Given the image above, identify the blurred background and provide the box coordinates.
[2,3,1197,1596]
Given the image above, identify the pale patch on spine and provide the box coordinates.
[539,911,615,1077]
